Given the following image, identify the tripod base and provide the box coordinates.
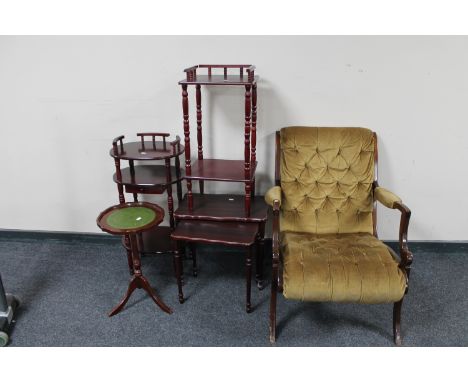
[109,274,173,317]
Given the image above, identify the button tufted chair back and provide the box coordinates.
[279,126,375,235]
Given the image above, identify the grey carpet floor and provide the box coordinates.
[0,233,467,346]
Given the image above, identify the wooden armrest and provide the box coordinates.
[374,186,402,209]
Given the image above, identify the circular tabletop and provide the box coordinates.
[110,141,185,161]
[97,202,164,235]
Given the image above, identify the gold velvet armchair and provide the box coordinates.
[265,127,412,345]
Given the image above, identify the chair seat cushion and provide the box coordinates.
[282,232,407,304]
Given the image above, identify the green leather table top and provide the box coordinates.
[105,206,156,230]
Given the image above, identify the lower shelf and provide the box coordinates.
[171,220,259,247]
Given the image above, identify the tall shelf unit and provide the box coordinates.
[172,64,268,294]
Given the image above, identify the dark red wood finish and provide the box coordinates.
[173,65,265,306]
[171,220,259,246]
[174,193,268,223]
[96,202,172,316]
[186,159,257,182]
[181,84,193,210]
[171,220,259,313]
[178,64,258,216]
[111,133,184,240]
[195,84,204,195]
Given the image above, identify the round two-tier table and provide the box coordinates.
[110,133,187,274]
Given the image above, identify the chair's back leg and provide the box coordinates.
[270,261,279,343]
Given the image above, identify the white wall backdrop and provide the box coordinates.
[1,36,467,240]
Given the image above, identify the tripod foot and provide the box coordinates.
[108,275,172,316]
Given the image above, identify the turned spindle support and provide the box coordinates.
[244,85,252,217]
[165,158,175,229]
[181,84,193,211]
[113,154,133,276]
[196,84,204,194]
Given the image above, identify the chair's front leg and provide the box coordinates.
[269,201,280,343]
[393,298,403,346]
[393,201,412,346]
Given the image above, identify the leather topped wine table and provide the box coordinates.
[96,202,173,316]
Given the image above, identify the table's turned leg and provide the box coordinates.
[189,243,198,277]
[109,234,173,316]
[246,246,253,313]
[255,221,265,290]
[174,241,185,304]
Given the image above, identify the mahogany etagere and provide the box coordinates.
[172,65,268,311]
[110,133,185,273]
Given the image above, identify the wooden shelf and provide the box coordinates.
[179,75,258,86]
[186,159,256,182]
[110,141,184,161]
[179,64,257,86]
[174,193,268,223]
[113,165,183,189]
[171,220,258,247]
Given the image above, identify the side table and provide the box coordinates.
[96,201,172,316]
[171,220,260,313]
